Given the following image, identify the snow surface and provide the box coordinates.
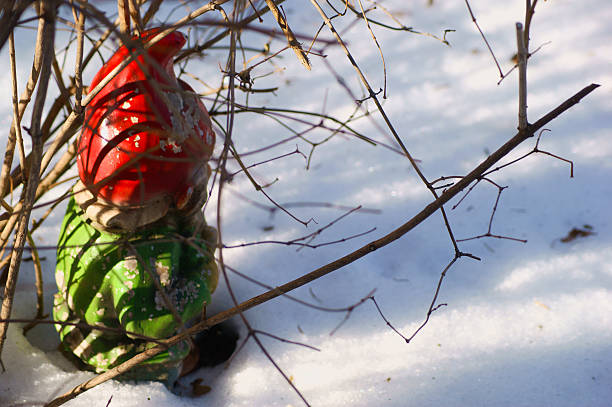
[1,0,611,406]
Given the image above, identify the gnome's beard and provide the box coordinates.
[74,163,211,235]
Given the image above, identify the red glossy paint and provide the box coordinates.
[77,29,215,207]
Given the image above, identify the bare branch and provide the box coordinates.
[0,0,58,361]
[46,83,599,405]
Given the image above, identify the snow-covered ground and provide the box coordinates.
[1,0,611,406]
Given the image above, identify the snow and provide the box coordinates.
[1,0,611,406]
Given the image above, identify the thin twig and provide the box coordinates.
[516,22,528,131]
[9,32,28,180]
[142,0,163,26]
[73,1,86,114]
[455,185,528,244]
[223,263,375,315]
[227,147,306,178]
[128,0,143,34]
[356,0,387,98]
[369,295,410,342]
[252,329,321,352]
[118,0,130,34]
[464,0,504,79]
[524,0,538,51]
[264,0,311,70]
[223,227,377,250]
[404,257,455,343]
[483,129,574,178]
[26,231,45,320]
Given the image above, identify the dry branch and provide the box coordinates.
[0,0,58,361]
[46,83,598,406]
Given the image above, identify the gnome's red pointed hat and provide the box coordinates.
[77,29,215,210]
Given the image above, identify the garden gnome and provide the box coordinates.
[53,29,218,385]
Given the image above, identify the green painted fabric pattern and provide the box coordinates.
[54,197,217,384]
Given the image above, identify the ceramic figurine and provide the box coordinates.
[54,29,218,386]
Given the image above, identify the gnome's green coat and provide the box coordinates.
[53,198,217,384]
